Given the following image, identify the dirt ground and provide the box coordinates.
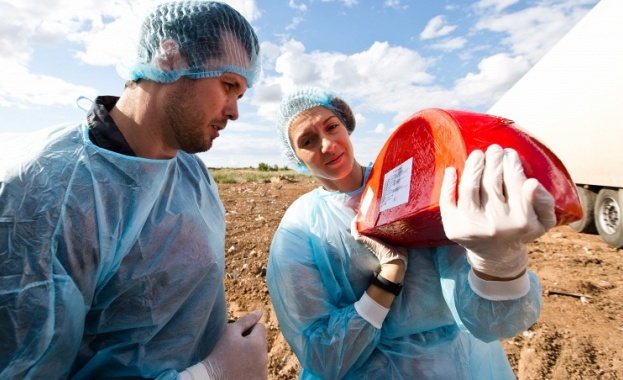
[219,175,623,379]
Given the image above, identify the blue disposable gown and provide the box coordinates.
[267,165,542,380]
[0,123,227,379]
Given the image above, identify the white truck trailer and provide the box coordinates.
[487,0,623,248]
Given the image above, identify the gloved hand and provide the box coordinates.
[351,218,408,269]
[439,144,556,278]
[201,310,268,380]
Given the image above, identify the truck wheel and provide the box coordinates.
[569,186,597,233]
[594,189,623,249]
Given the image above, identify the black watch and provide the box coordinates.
[372,272,403,296]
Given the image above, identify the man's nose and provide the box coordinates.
[225,99,239,121]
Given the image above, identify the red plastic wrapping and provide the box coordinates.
[355,108,583,248]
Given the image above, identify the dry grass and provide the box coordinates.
[210,167,311,184]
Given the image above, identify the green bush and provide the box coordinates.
[257,163,279,172]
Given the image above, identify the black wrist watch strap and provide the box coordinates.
[372,272,403,296]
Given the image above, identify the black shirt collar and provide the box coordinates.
[87,96,136,156]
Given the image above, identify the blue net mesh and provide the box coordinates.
[117,1,260,87]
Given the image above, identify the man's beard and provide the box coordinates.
[164,81,213,154]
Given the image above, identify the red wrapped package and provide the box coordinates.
[355,108,582,248]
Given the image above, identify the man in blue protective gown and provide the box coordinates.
[0,2,267,379]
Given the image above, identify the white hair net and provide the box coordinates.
[117,1,261,87]
[276,86,356,173]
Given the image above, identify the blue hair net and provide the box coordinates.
[276,86,356,173]
[117,1,261,87]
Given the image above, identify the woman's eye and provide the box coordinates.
[301,137,314,148]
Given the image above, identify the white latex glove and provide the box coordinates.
[439,144,556,278]
[185,310,268,380]
[351,218,408,269]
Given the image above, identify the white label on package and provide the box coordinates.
[379,157,412,212]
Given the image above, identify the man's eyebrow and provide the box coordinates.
[224,74,245,99]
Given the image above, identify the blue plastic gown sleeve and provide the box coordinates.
[435,244,542,342]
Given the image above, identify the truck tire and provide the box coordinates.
[594,189,623,249]
[569,186,597,233]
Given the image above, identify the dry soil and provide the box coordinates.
[219,176,623,380]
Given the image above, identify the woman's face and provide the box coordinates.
[289,106,357,188]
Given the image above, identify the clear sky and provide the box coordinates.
[0,0,598,168]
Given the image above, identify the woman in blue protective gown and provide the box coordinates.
[266,86,557,379]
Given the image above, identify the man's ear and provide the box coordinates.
[156,39,185,72]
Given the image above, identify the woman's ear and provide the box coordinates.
[156,39,186,72]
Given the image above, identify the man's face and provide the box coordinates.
[162,31,250,154]
[163,71,247,154]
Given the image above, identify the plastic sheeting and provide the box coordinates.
[0,123,227,379]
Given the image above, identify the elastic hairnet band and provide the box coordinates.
[76,96,94,113]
